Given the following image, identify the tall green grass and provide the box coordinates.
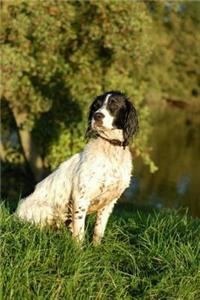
[1,203,200,300]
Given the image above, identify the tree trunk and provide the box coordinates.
[11,107,44,182]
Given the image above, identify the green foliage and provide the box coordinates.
[1,0,155,174]
[2,1,199,196]
[145,1,200,103]
[1,203,200,299]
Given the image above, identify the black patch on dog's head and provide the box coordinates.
[86,91,138,145]
[85,93,105,138]
[106,91,138,145]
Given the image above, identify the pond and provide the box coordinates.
[123,105,200,218]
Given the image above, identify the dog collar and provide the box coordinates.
[97,134,126,148]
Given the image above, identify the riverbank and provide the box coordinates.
[1,203,199,299]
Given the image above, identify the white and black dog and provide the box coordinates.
[16,91,138,244]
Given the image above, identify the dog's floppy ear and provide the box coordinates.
[123,99,138,146]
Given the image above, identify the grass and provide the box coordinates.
[1,202,200,300]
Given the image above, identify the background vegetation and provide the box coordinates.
[1,0,154,192]
[1,1,199,200]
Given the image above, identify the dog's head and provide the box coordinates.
[86,91,138,146]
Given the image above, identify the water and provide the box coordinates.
[123,106,200,218]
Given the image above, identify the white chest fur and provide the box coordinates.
[72,138,133,212]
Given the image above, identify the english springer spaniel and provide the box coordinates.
[16,91,138,244]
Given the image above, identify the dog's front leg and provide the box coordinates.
[72,198,90,243]
[93,199,117,245]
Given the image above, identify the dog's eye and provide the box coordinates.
[109,99,119,111]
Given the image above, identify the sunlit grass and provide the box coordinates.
[1,203,200,300]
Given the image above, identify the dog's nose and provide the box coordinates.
[94,112,104,121]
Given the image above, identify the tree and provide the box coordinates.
[144,1,200,104]
[1,0,156,197]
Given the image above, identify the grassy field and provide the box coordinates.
[1,202,200,300]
